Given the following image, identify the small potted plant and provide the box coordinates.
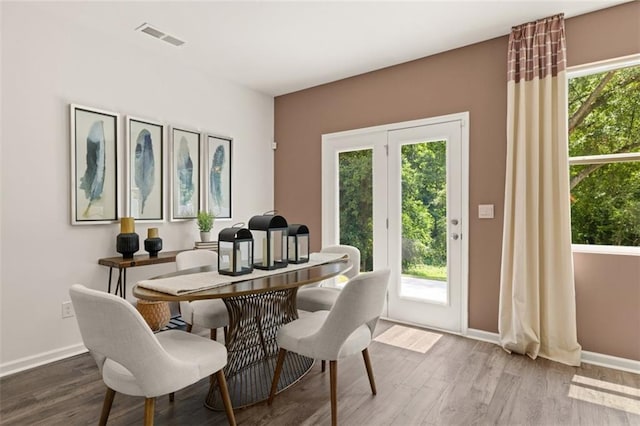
[196,211,215,242]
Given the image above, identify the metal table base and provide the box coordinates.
[205,287,313,410]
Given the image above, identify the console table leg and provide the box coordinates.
[107,268,114,294]
[116,269,123,297]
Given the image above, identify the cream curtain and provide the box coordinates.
[499,14,582,366]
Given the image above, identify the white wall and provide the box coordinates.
[0,3,274,375]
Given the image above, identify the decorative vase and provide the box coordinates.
[144,228,163,257]
[136,300,171,331]
[200,231,211,242]
[116,217,139,259]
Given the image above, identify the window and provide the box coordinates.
[568,56,640,251]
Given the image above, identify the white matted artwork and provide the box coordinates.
[70,104,119,225]
[170,127,200,220]
[126,117,164,221]
[204,134,232,218]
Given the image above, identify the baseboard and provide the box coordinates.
[465,328,639,374]
[466,328,500,344]
[581,350,640,374]
[0,343,88,378]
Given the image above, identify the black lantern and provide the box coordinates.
[287,224,310,264]
[217,226,254,276]
[248,213,288,270]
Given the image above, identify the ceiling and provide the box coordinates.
[41,1,629,96]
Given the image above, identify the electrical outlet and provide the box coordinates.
[62,301,74,318]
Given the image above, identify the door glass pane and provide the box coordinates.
[338,149,373,272]
[400,141,447,303]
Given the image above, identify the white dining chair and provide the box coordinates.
[296,245,361,312]
[69,284,236,426]
[176,250,229,342]
[269,268,390,426]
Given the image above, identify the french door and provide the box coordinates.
[322,114,468,333]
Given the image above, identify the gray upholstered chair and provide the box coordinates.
[176,250,229,342]
[269,268,390,426]
[69,284,236,426]
[296,244,361,312]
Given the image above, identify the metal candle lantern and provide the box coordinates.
[218,226,254,276]
[287,224,309,264]
[248,213,288,270]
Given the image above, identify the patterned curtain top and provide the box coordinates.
[507,14,566,83]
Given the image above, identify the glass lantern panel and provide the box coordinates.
[253,230,269,267]
[272,229,286,264]
[287,235,296,261]
[239,240,253,272]
[298,235,309,260]
[218,241,234,273]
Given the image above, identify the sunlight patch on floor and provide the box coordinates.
[568,374,640,415]
[373,325,442,353]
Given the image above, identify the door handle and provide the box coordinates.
[451,233,459,240]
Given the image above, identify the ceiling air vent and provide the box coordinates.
[136,23,185,47]
[162,35,185,47]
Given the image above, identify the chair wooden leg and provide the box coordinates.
[169,392,175,402]
[362,348,377,395]
[268,348,287,404]
[99,387,116,426]
[330,360,338,426]
[216,370,237,426]
[211,328,217,341]
[143,398,155,426]
[186,323,193,333]
[321,360,326,372]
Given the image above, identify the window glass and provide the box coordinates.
[338,149,373,271]
[568,62,640,248]
[570,162,640,246]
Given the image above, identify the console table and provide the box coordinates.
[98,250,185,297]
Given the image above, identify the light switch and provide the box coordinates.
[478,204,494,219]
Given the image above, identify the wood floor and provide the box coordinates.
[1,320,639,425]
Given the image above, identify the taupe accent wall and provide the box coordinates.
[275,2,640,360]
[574,253,640,360]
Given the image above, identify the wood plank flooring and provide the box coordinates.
[1,320,639,425]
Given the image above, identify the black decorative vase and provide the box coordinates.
[116,217,139,259]
[144,228,163,257]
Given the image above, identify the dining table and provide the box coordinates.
[132,252,351,410]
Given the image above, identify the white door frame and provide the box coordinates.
[321,112,469,335]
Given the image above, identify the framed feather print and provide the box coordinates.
[204,134,232,219]
[170,127,200,221]
[70,104,120,225]
[126,117,164,222]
